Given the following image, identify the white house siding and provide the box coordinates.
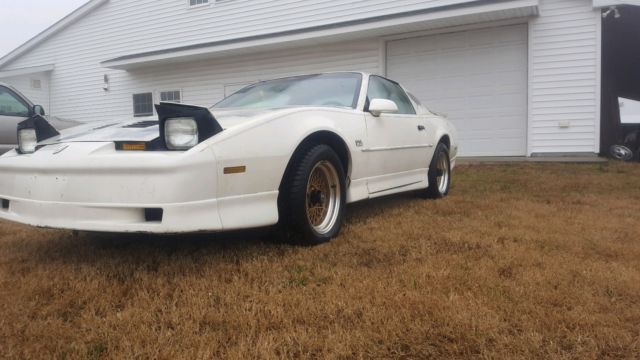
[1,39,379,122]
[2,0,476,71]
[106,40,382,121]
[0,0,419,122]
[528,0,601,154]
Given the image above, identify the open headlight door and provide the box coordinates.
[165,117,199,150]
[155,102,223,151]
[16,115,60,154]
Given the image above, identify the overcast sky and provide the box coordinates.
[0,0,87,59]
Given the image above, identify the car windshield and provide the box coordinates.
[214,73,362,109]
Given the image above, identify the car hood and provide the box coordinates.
[38,108,280,145]
[45,115,84,131]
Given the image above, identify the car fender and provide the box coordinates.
[207,108,365,200]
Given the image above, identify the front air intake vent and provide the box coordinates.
[122,121,159,128]
[144,208,163,222]
[1,199,9,210]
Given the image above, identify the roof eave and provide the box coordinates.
[0,64,55,79]
[102,0,539,71]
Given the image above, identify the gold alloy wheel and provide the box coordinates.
[305,161,341,235]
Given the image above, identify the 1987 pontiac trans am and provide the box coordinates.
[0,72,457,245]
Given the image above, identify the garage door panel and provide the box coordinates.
[388,24,528,156]
[388,27,526,55]
[391,53,525,78]
[411,73,525,97]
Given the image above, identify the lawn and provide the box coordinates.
[0,162,639,359]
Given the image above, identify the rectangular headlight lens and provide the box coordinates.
[165,117,198,150]
[18,129,37,154]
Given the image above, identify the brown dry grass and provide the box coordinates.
[1,162,640,359]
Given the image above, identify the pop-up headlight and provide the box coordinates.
[18,128,38,154]
[16,115,60,154]
[165,117,199,150]
[156,102,223,151]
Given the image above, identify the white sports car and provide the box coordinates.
[0,72,457,245]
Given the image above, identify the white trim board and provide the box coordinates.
[102,0,539,70]
[0,64,55,79]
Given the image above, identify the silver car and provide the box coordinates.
[0,83,79,154]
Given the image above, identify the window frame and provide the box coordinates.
[0,85,31,117]
[187,0,210,8]
[365,75,417,115]
[407,91,429,115]
[159,89,182,104]
[132,92,154,117]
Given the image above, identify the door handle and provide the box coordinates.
[417,125,426,131]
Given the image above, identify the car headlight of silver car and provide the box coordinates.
[18,128,38,154]
[164,117,199,150]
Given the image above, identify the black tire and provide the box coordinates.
[275,144,347,246]
[424,142,451,199]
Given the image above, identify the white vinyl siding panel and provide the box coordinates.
[7,39,380,121]
[528,0,600,154]
[2,0,482,71]
[387,25,528,157]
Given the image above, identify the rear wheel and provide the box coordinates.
[609,145,634,161]
[424,142,451,198]
[276,144,346,245]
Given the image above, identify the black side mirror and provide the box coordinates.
[31,105,45,116]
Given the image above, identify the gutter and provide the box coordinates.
[102,0,539,70]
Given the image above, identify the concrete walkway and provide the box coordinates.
[457,155,608,164]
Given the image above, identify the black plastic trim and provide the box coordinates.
[16,115,60,154]
[144,208,163,222]
[155,102,223,150]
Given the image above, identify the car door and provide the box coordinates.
[0,86,31,154]
[363,76,433,195]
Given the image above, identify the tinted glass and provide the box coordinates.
[408,92,428,113]
[214,73,362,109]
[0,87,29,117]
[367,76,416,115]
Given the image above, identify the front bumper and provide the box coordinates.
[0,142,278,233]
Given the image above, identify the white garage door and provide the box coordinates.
[387,25,528,156]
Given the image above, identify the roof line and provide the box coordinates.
[0,64,55,79]
[102,0,510,65]
[0,0,109,69]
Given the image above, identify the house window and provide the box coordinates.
[133,93,153,117]
[160,90,181,103]
[189,0,208,6]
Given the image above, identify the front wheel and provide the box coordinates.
[423,142,451,198]
[277,144,346,245]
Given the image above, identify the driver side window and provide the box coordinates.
[367,76,416,115]
[0,87,29,117]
